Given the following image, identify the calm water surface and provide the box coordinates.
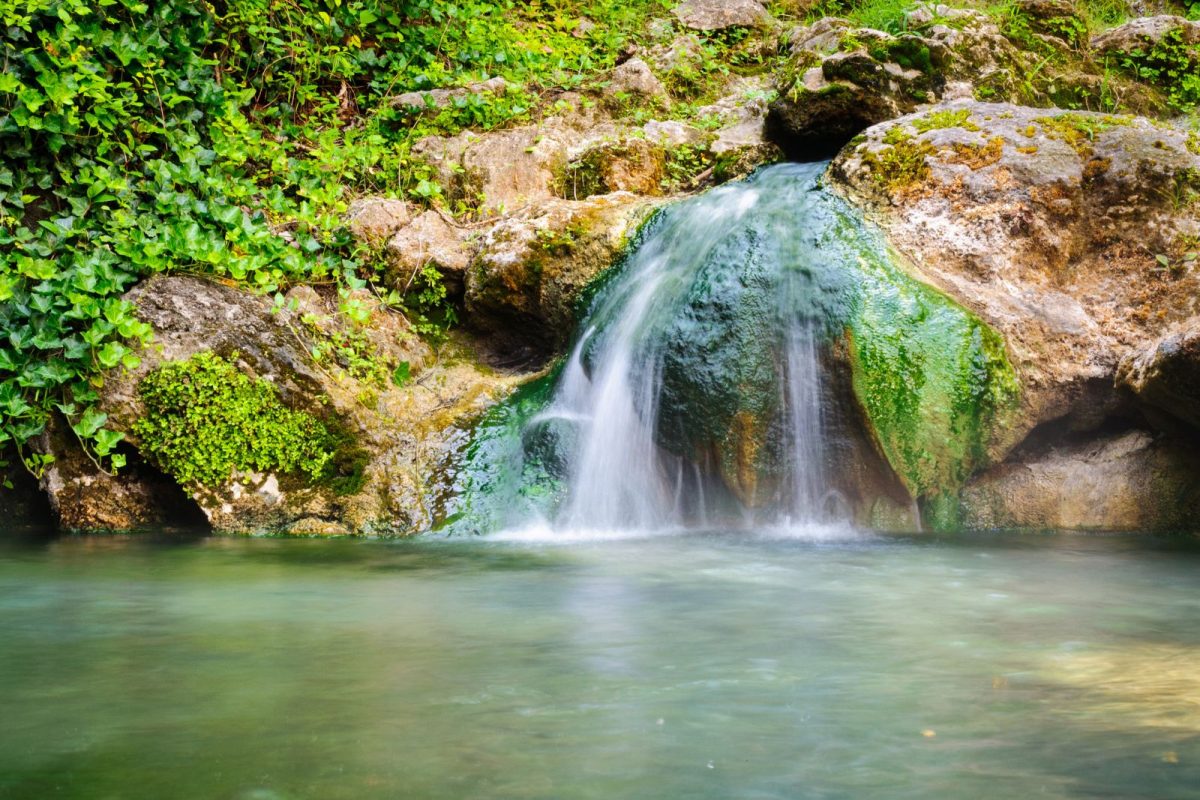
[2,527,1200,799]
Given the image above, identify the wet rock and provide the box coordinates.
[466,194,661,360]
[672,0,774,31]
[1117,317,1200,430]
[960,430,1200,531]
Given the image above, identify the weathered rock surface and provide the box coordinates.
[833,101,1200,437]
[466,193,662,360]
[769,10,1029,154]
[1117,316,1200,429]
[1091,14,1200,55]
[38,276,517,535]
[391,77,511,111]
[672,0,774,31]
[831,100,1200,530]
[384,210,475,298]
[605,58,667,101]
[344,198,413,243]
[960,430,1200,531]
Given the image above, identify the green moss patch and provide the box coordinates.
[841,233,1022,512]
[862,128,935,192]
[1035,112,1133,156]
[912,108,980,133]
[132,352,340,490]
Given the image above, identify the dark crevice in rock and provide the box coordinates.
[117,445,212,531]
[765,104,880,161]
[0,447,54,532]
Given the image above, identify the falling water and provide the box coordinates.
[526,162,842,531]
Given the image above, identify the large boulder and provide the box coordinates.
[830,100,1200,530]
[832,101,1200,435]
[37,276,516,534]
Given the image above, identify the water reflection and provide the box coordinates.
[1,530,1199,798]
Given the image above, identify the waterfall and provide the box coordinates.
[525,162,841,531]
[444,161,1019,537]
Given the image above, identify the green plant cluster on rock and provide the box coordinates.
[132,352,335,488]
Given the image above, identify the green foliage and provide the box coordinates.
[1035,111,1132,155]
[132,352,334,488]
[810,0,917,34]
[1114,27,1200,113]
[1,0,669,475]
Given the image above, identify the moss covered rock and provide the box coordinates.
[831,100,1200,530]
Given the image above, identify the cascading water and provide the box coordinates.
[539,163,841,530]
[442,162,1022,536]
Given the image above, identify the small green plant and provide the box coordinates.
[862,128,935,191]
[1116,27,1200,112]
[1035,112,1132,155]
[132,352,335,488]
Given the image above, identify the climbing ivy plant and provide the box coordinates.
[0,0,671,479]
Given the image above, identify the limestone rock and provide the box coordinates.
[605,58,667,100]
[672,0,774,31]
[344,198,413,243]
[1092,15,1200,55]
[769,10,1031,155]
[412,126,565,217]
[38,275,517,535]
[466,194,661,360]
[385,210,475,298]
[558,137,668,199]
[829,101,1200,526]
[960,430,1200,531]
[1117,317,1200,430]
[391,77,510,111]
[832,101,1200,441]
